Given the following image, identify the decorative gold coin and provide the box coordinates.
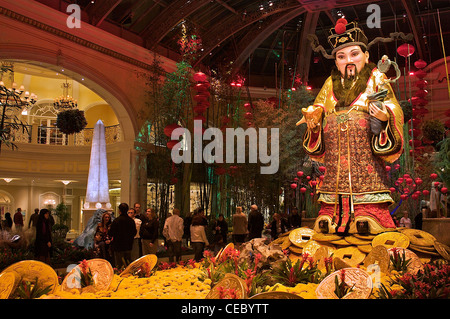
[120,254,157,277]
[333,246,366,267]
[314,246,331,271]
[281,236,292,250]
[303,240,335,257]
[354,233,376,240]
[205,273,247,299]
[408,245,440,256]
[398,228,436,247]
[0,272,16,299]
[312,232,343,242]
[216,243,234,261]
[371,231,410,249]
[270,236,285,246]
[409,243,436,252]
[388,248,423,275]
[61,258,114,292]
[316,268,372,299]
[333,257,352,270]
[363,245,390,274]
[289,245,303,255]
[345,235,372,246]
[357,245,373,254]
[289,227,315,248]
[330,238,352,246]
[434,241,450,261]
[1,260,58,294]
[249,291,303,299]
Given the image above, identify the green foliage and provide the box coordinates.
[421,119,445,146]
[12,277,53,299]
[272,254,322,287]
[56,109,87,135]
[435,137,450,189]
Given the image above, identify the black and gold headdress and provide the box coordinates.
[308,18,413,59]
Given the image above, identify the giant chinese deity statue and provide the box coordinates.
[297,19,411,235]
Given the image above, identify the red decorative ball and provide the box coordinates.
[300,187,307,193]
[336,18,348,25]
[414,59,427,69]
[318,166,326,173]
[430,173,438,180]
[441,187,448,194]
[385,165,391,172]
[297,171,304,177]
[422,190,430,196]
[335,22,346,34]
[290,183,297,189]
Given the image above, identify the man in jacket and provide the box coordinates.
[109,203,137,269]
[163,208,184,262]
[247,205,264,240]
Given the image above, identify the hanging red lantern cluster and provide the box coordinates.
[408,57,430,157]
[193,71,210,134]
[243,102,253,127]
[164,123,184,150]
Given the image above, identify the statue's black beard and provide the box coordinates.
[343,64,357,89]
[331,62,376,109]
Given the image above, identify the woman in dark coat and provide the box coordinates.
[35,209,52,264]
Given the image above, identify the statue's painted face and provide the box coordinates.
[335,45,369,79]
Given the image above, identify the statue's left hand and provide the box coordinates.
[369,102,388,122]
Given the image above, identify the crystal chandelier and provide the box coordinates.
[0,62,37,110]
[53,78,77,110]
[0,62,37,153]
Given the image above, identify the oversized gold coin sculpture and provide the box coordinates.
[363,245,390,274]
[387,248,423,275]
[345,235,372,246]
[1,260,58,294]
[399,229,436,247]
[216,243,234,261]
[434,241,450,261]
[0,272,16,299]
[120,254,157,277]
[303,240,335,257]
[371,232,410,249]
[333,246,366,267]
[315,268,372,299]
[289,227,315,248]
[312,232,342,242]
[61,258,114,292]
[205,273,247,299]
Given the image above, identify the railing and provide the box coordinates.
[10,124,122,146]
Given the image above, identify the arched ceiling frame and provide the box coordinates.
[400,0,426,60]
[227,6,306,74]
[86,0,122,27]
[193,0,302,68]
[139,0,211,49]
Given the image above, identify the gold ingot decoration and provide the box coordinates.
[0,272,16,299]
[387,248,423,275]
[398,228,436,247]
[363,245,390,274]
[61,258,114,292]
[205,273,247,299]
[333,246,366,267]
[120,254,158,277]
[316,268,372,299]
[289,227,315,248]
[371,231,410,249]
[1,260,58,295]
[296,105,323,133]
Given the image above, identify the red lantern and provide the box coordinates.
[414,89,428,98]
[167,140,180,150]
[430,173,438,180]
[310,180,318,186]
[300,187,307,193]
[294,177,299,182]
[244,112,253,120]
[194,83,208,92]
[414,59,427,69]
[409,139,422,147]
[400,194,408,200]
[434,182,440,188]
[414,69,427,79]
[318,166,326,173]
[415,79,428,89]
[389,187,396,193]
[290,183,297,189]
[297,171,304,177]
[193,106,208,114]
[441,187,448,194]
[244,103,252,111]
[164,123,182,137]
[415,178,423,185]
[406,178,414,185]
[411,193,419,200]
[385,165,391,172]
[397,43,415,57]
[422,190,430,196]
[193,72,207,82]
